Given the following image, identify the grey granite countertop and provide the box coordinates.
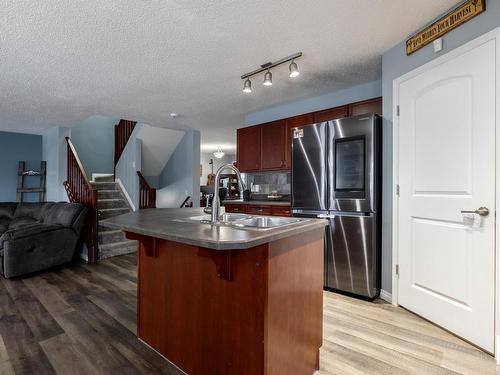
[223,200,291,206]
[102,208,326,250]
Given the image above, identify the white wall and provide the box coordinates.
[200,152,236,186]
[42,126,70,202]
[157,130,201,208]
[381,2,500,294]
[115,125,142,211]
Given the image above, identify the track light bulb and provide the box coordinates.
[263,70,273,86]
[242,78,252,93]
[289,61,300,78]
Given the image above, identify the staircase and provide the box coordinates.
[91,175,137,260]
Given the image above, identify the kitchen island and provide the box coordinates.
[104,208,327,375]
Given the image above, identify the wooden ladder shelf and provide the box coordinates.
[16,161,46,202]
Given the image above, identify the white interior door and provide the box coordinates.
[397,40,496,352]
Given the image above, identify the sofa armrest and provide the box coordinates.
[2,226,79,278]
[0,224,64,246]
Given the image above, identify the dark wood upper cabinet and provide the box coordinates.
[349,97,382,116]
[237,126,261,172]
[237,97,382,173]
[313,105,348,123]
[284,114,314,169]
[261,120,286,170]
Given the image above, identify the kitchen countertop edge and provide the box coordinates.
[102,208,326,250]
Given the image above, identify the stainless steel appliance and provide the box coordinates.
[292,114,381,299]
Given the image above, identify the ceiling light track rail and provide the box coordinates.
[241,52,302,79]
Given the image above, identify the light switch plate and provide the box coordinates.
[433,38,443,53]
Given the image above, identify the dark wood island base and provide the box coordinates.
[125,228,324,375]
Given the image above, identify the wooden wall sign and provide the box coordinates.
[406,0,485,55]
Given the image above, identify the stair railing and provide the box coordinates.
[180,196,192,208]
[114,119,137,176]
[64,137,99,263]
[137,171,156,209]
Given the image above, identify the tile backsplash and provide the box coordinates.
[242,171,291,196]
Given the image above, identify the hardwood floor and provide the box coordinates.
[0,253,498,374]
[320,292,500,375]
[0,254,182,375]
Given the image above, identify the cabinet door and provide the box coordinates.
[284,114,314,169]
[349,97,382,116]
[247,205,272,215]
[271,206,291,217]
[224,204,247,214]
[261,120,285,170]
[237,126,261,172]
[313,106,348,123]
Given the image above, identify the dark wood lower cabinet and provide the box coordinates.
[247,205,272,215]
[224,203,248,214]
[271,206,292,217]
[131,230,324,375]
[225,204,291,217]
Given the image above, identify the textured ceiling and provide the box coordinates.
[1,0,458,151]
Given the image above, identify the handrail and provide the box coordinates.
[137,171,156,209]
[65,137,92,188]
[64,137,99,263]
[180,196,192,208]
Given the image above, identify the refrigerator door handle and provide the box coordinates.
[317,213,335,219]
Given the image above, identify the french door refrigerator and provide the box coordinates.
[291,114,381,299]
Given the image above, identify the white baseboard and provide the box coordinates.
[380,289,392,303]
[115,178,136,211]
[79,243,88,262]
[91,173,114,182]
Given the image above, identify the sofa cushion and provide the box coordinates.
[0,223,64,249]
[0,203,17,228]
[41,202,85,227]
[13,203,46,222]
[8,217,38,230]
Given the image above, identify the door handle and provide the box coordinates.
[317,214,335,219]
[461,207,490,217]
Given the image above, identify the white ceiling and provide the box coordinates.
[1,0,458,151]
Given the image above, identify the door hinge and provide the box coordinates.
[396,184,400,196]
[396,105,400,116]
[396,264,400,277]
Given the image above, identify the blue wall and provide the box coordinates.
[245,80,382,125]
[71,115,119,178]
[0,131,43,202]
[157,130,201,208]
[381,2,500,293]
[115,125,142,211]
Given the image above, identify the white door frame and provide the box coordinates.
[392,26,500,359]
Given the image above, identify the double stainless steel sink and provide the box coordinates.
[185,213,308,230]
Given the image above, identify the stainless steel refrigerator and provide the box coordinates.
[291,114,381,299]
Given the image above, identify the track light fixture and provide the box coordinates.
[289,61,300,78]
[263,70,273,86]
[240,52,302,93]
[242,78,252,93]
